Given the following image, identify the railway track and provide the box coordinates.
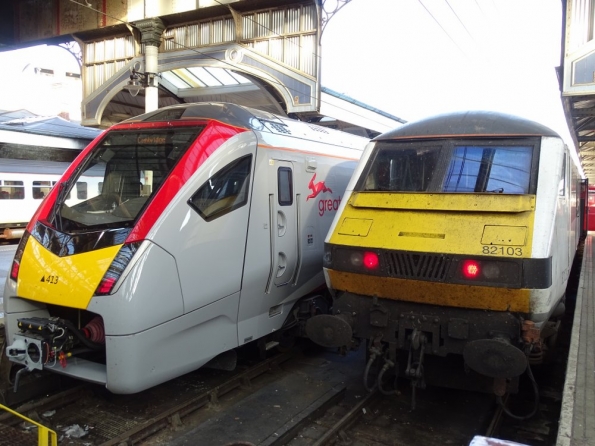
[0,348,295,445]
[0,338,569,446]
[272,369,564,446]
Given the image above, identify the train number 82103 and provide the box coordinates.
[482,246,523,256]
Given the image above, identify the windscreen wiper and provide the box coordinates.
[51,176,76,231]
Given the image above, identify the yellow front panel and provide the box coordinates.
[350,192,535,213]
[329,192,535,257]
[17,237,122,309]
[328,269,531,313]
[481,225,527,246]
[337,218,373,236]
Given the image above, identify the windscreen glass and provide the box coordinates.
[359,143,441,192]
[357,140,535,194]
[53,127,203,232]
[443,145,533,193]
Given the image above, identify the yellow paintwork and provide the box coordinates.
[481,225,527,246]
[329,192,535,257]
[337,218,374,237]
[17,236,121,309]
[327,269,531,313]
[350,192,535,212]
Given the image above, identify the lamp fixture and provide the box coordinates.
[123,68,159,97]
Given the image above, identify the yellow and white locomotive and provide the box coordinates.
[4,102,368,393]
[306,111,582,402]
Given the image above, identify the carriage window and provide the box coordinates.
[76,182,88,200]
[443,145,532,194]
[0,180,24,199]
[189,155,252,221]
[33,180,53,199]
[278,167,293,205]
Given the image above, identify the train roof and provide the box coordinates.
[375,111,560,141]
[0,110,101,142]
[121,102,369,148]
[0,159,72,175]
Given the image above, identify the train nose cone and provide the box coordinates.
[305,314,353,348]
[463,338,528,378]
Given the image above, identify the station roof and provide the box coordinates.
[103,66,404,137]
[564,96,595,183]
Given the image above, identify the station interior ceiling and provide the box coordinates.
[101,67,286,127]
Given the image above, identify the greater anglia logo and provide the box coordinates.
[318,195,342,216]
[306,173,332,200]
[306,173,341,216]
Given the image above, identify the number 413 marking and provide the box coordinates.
[40,275,59,284]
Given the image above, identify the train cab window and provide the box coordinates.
[361,144,441,191]
[443,145,533,194]
[278,167,293,205]
[189,155,252,221]
[1,180,24,199]
[52,127,202,231]
[357,140,535,194]
[98,182,103,194]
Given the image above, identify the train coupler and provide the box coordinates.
[405,329,427,410]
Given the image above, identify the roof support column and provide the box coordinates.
[135,18,165,113]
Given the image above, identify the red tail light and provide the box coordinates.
[94,242,141,295]
[9,232,30,281]
[462,260,480,279]
[363,251,380,270]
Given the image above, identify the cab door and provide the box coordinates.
[268,160,298,288]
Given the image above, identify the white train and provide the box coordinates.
[0,161,103,240]
[4,102,368,393]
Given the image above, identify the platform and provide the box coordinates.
[557,235,595,446]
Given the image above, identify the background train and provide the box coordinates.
[588,184,595,231]
[0,112,101,240]
[0,159,103,239]
[3,102,368,393]
[306,111,584,410]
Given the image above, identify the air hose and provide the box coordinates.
[497,364,540,420]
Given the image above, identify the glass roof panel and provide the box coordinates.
[226,70,251,84]
[187,67,223,87]
[161,71,191,89]
[171,69,204,88]
[204,67,239,85]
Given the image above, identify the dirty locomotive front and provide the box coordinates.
[307,111,582,403]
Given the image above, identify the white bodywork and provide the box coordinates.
[530,137,582,321]
[4,109,366,393]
